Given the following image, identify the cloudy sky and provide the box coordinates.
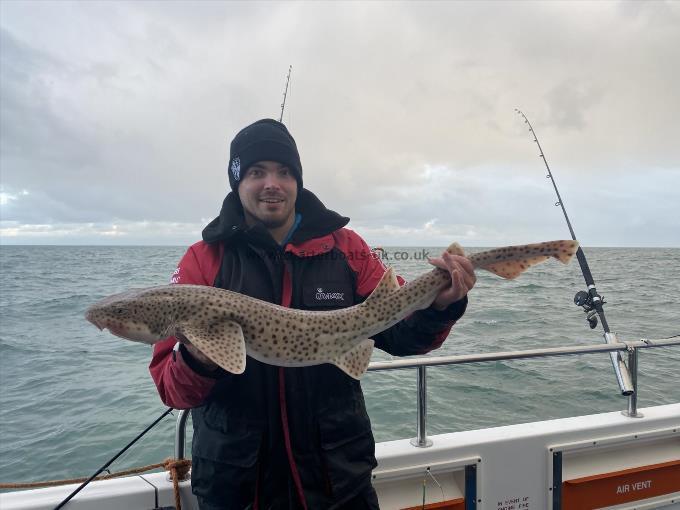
[1,1,678,247]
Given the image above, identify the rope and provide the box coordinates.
[164,458,192,510]
[0,458,192,510]
[0,462,163,489]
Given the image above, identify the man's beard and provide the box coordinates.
[260,216,289,230]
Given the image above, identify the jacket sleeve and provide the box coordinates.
[148,242,222,409]
[337,229,468,356]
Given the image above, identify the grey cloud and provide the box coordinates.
[617,0,680,27]
[544,80,603,131]
[0,28,92,164]
[0,1,678,245]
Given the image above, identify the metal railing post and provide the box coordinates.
[169,409,192,482]
[622,346,644,418]
[410,366,433,448]
[175,409,190,460]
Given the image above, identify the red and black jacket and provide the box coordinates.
[149,189,467,510]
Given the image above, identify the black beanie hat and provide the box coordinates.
[228,119,303,191]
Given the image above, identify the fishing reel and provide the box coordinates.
[574,290,606,329]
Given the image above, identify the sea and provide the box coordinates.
[0,245,678,487]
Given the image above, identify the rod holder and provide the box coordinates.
[622,346,643,418]
[604,332,634,395]
[410,366,433,448]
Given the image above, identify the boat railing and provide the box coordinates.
[174,336,680,463]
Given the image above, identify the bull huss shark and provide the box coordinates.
[86,240,579,379]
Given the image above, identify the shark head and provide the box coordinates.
[85,288,172,344]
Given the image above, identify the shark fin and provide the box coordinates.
[333,339,374,380]
[364,268,400,305]
[180,320,247,374]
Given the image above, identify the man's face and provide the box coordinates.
[238,161,298,230]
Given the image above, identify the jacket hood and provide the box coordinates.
[202,188,349,245]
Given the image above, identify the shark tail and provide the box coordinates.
[469,240,580,280]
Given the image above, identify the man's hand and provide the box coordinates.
[428,251,477,310]
[176,332,219,371]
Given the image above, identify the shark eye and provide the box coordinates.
[112,308,127,316]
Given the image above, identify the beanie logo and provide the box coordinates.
[230,156,241,182]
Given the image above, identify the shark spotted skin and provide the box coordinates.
[86,240,578,379]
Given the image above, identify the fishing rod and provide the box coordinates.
[279,65,292,123]
[53,407,173,510]
[514,108,634,396]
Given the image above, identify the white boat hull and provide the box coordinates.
[2,404,679,510]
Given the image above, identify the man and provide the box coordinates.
[149,119,476,510]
